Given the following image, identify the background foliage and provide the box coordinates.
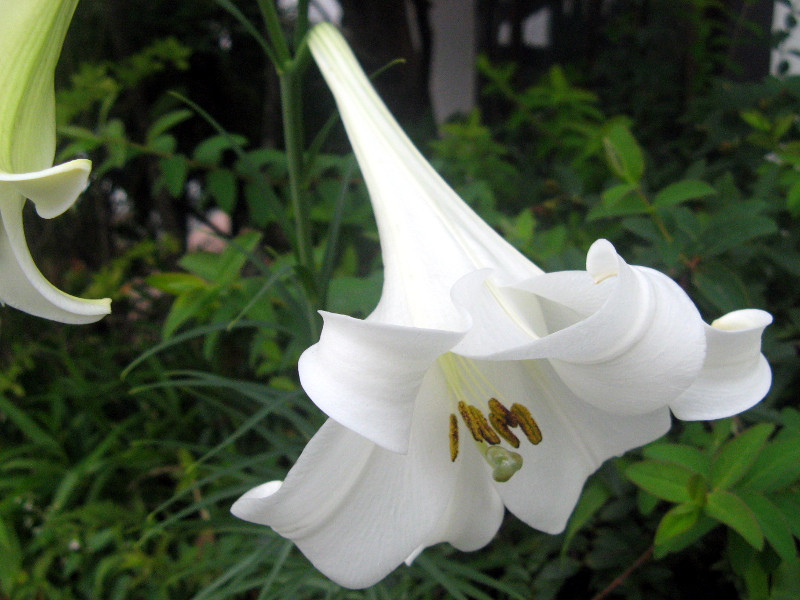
[1,0,799,598]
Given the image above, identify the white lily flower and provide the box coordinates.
[232,23,772,588]
[0,0,110,323]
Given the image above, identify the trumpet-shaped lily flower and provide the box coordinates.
[0,0,110,323]
[232,23,772,588]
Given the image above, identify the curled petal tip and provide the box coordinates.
[712,308,773,331]
[231,481,283,524]
[586,239,619,283]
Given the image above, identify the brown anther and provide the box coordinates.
[467,405,501,445]
[489,413,520,448]
[458,401,483,442]
[449,413,459,462]
[511,403,542,445]
[488,397,518,427]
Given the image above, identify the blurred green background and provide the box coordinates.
[2,1,800,598]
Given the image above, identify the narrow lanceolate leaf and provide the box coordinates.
[626,460,694,503]
[704,489,764,550]
[739,491,797,562]
[653,179,716,209]
[710,424,774,490]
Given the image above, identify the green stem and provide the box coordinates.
[294,0,310,48]
[256,0,291,67]
[279,64,315,283]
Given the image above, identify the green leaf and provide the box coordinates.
[739,491,797,562]
[643,442,711,477]
[787,179,800,216]
[704,489,764,550]
[158,154,188,197]
[711,423,774,490]
[162,287,218,338]
[0,516,22,593]
[738,438,800,493]
[0,395,62,455]
[326,273,383,317]
[193,133,248,164]
[693,263,753,314]
[147,108,193,142]
[588,184,650,220]
[700,212,777,256]
[206,169,238,212]
[655,502,700,547]
[147,272,207,295]
[179,231,262,284]
[740,109,772,132]
[602,121,644,184]
[771,558,800,600]
[561,480,610,555]
[773,492,800,538]
[148,133,177,154]
[626,460,694,503]
[653,179,716,209]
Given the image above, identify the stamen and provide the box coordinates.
[486,446,523,482]
[489,413,520,448]
[467,404,500,445]
[449,413,459,462]
[511,403,543,445]
[488,397,518,426]
[457,401,483,442]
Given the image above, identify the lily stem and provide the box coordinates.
[590,544,653,600]
[280,65,316,285]
[258,1,317,296]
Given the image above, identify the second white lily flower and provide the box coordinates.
[232,23,772,588]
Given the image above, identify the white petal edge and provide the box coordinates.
[298,311,464,453]
[670,309,772,420]
[0,159,91,218]
[0,179,110,324]
[231,385,455,589]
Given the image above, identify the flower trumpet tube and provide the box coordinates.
[0,0,110,323]
[232,23,772,588]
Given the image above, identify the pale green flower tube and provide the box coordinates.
[0,0,110,323]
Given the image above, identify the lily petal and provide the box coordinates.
[232,376,456,589]
[308,23,539,330]
[475,359,671,532]
[298,311,465,453]
[0,159,91,219]
[0,190,110,324]
[0,0,80,173]
[670,309,773,420]
[455,240,707,415]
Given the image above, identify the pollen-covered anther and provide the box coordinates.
[488,397,518,426]
[467,404,501,445]
[449,413,459,462]
[511,403,543,445]
[457,401,484,442]
[489,413,520,448]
